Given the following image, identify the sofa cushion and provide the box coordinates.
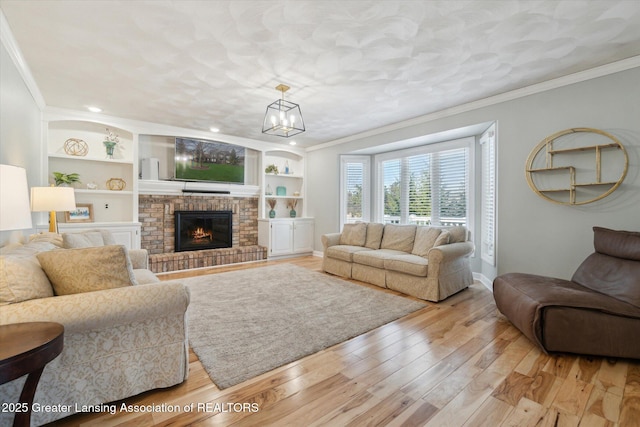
[411,227,443,257]
[37,245,139,295]
[339,223,367,246]
[353,249,408,269]
[380,224,416,252]
[326,245,372,263]
[434,231,450,246]
[28,232,64,247]
[385,254,428,277]
[446,226,468,243]
[0,241,57,257]
[593,226,640,261]
[365,223,384,249]
[63,229,116,248]
[133,268,161,284]
[0,256,54,305]
[571,227,640,307]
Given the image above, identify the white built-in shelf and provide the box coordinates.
[265,173,303,179]
[265,195,303,199]
[74,189,133,195]
[48,153,134,165]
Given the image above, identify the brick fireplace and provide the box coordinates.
[139,194,266,273]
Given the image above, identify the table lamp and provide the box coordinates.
[30,186,76,233]
[0,164,33,236]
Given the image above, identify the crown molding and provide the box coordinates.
[308,56,640,152]
[0,9,46,110]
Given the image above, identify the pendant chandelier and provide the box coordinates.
[262,84,305,138]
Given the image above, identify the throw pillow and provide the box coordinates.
[37,245,138,296]
[380,224,417,252]
[0,256,54,305]
[62,229,117,249]
[411,227,443,257]
[447,226,468,243]
[434,231,450,247]
[339,223,367,246]
[364,223,384,249]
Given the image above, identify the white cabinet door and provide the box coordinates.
[270,220,293,256]
[293,219,314,253]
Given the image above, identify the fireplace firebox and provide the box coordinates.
[174,210,232,252]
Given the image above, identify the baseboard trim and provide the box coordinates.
[474,272,493,292]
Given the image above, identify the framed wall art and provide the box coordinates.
[65,203,94,223]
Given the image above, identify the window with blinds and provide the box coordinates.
[481,124,496,265]
[340,156,370,227]
[381,144,469,226]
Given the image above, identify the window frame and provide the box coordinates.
[339,155,371,229]
[480,124,496,266]
[373,137,475,234]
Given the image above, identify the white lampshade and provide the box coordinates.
[30,186,76,212]
[0,164,33,231]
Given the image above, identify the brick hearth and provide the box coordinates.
[139,194,266,273]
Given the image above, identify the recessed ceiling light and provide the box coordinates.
[210,127,220,133]
[87,106,102,113]
[289,141,297,146]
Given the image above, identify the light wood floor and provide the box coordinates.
[50,256,640,427]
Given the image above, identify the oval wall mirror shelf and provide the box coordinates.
[525,127,628,205]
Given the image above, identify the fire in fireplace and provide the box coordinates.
[174,210,232,252]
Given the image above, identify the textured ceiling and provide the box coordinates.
[2,0,640,148]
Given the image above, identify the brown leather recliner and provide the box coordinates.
[493,227,640,359]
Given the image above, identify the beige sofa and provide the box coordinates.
[322,223,474,302]
[0,231,190,426]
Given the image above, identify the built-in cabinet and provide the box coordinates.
[262,150,305,218]
[258,218,314,258]
[36,222,141,249]
[260,150,314,256]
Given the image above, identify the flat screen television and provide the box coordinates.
[174,137,245,184]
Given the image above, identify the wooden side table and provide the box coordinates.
[0,322,64,427]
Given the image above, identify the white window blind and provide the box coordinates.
[381,145,469,226]
[481,125,496,265]
[340,156,370,227]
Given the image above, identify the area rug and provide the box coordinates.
[176,264,427,389]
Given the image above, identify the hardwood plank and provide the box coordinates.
[551,377,594,416]
[462,396,513,427]
[46,256,640,427]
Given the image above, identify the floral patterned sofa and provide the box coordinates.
[0,231,190,426]
[322,223,474,302]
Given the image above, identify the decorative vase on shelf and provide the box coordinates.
[266,184,272,195]
[104,141,117,159]
[289,209,296,218]
[103,128,119,159]
[284,160,290,174]
[269,209,276,218]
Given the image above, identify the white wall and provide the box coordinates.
[306,67,640,281]
[0,42,42,244]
